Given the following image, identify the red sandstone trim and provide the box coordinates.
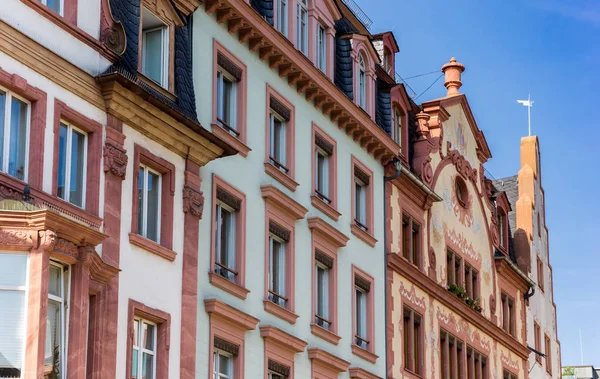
[349,367,383,379]
[128,232,177,261]
[52,99,102,215]
[0,69,47,189]
[263,299,300,324]
[131,144,175,251]
[205,298,260,330]
[311,195,342,221]
[261,325,307,379]
[310,324,341,345]
[125,299,171,379]
[308,347,350,378]
[351,344,379,364]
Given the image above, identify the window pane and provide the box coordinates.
[222,79,234,128]
[48,265,62,297]
[144,29,164,85]
[57,124,68,200]
[142,352,154,379]
[218,354,230,375]
[131,348,139,379]
[0,289,26,377]
[143,322,155,351]
[146,170,160,242]
[133,320,139,347]
[0,253,27,287]
[69,128,86,207]
[46,0,61,13]
[216,72,224,120]
[138,168,145,235]
[9,97,28,181]
[45,298,62,375]
[0,91,5,172]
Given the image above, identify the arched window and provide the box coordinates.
[392,104,403,147]
[357,54,366,109]
[455,176,468,208]
[497,209,506,249]
[296,0,308,55]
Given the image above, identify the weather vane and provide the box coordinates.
[517,94,534,136]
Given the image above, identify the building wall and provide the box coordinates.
[193,8,387,378]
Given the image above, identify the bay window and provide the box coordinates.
[0,253,28,379]
[46,261,69,379]
[137,165,162,243]
[57,122,87,207]
[297,0,308,55]
[141,8,169,88]
[0,89,29,181]
[316,24,326,72]
[268,222,289,308]
[131,318,157,379]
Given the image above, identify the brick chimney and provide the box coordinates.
[441,57,465,96]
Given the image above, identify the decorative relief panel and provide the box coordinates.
[399,282,426,312]
[103,141,128,179]
[183,185,204,219]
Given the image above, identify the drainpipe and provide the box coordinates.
[383,158,401,379]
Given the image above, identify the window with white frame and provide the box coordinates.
[141,8,169,88]
[46,261,69,379]
[137,165,162,243]
[268,222,289,308]
[213,349,234,379]
[57,122,87,208]
[296,0,308,55]
[0,88,30,181]
[357,54,367,109]
[131,318,157,379]
[314,251,332,330]
[354,276,370,349]
[316,24,326,72]
[214,187,241,282]
[268,360,290,379]
[354,167,369,231]
[276,0,288,36]
[392,104,403,146]
[314,135,333,204]
[38,0,62,15]
[268,371,286,379]
[216,54,241,136]
[268,99,290,173]
[0,253,28,379]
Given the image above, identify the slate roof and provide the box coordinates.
[375,77,392,133]
[334,18,355,100]
[250,0,274,25]
[493,175,519,264]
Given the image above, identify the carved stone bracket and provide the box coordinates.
[182,185,204,219]
[100,0,126,55]
[38,229,57,252]
[103,141,128,180]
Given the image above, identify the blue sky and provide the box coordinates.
[356,0,600,368]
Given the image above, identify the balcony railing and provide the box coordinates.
[341,0,373,30]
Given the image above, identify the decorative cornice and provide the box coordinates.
[308,347,350,373]
[261,185,308,220]
[103,141,128,179]
[388,253,530,359]
[204,298,259,331]
[349,367,383,379]
[307,217,349,248]
[203,0,399,165]
[182,185,204,219]
[260,325,307,353]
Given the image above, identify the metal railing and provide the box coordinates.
[341,0,373,30]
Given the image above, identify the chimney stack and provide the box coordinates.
[441,57,465,97]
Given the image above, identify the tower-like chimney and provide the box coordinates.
[441,57,465,97]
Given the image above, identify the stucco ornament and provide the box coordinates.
[182,185,204,219]
[103,142,128,179]
[399,282,426,311]
[447,141,478,183]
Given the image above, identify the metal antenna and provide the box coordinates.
[517,94,534,136]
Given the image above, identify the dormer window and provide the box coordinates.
[357,54,366,109]
[392,104,403,147]
[141,8,169,88]
[383,47,392,75]
[39,0,62,14]
[316,24,327,73]
[297,0,308,55]
[276,0,289,37]
[497,209,507,249]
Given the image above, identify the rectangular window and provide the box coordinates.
[46,261,69,379]
[534,322,542,364]
[464,263,479,300]
[268,223,289,308]
[392,105,403,146]
[216,63,239,136]
[57,122,87,207]
[316,24,326,72]
[354,168,369,231]
[440,330,464,379]
[269,107,289,174]
[545,335,552,374]
[466,346,488,379]
[314,251,332,330]
[214,199,238,282]
[276,0,288,36]
[503,370,517,379]
[446,248,463,287]
[537,257,544,292]
[354,276,370,349]
[501,292,516,337]
[497,210,506,248]
[141,8,169,88]
[403,306,423,375]
[0,253,28,378]
[314,144,331,203]
[131,318,157,379]
[401,215,421,268]
[38,0,62,15]
[297,0,308,55]
[213,350,234,379]
[357,56,366,109]
[137,165,162,243]
[0,88,30,181]
[268,360,289,379]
